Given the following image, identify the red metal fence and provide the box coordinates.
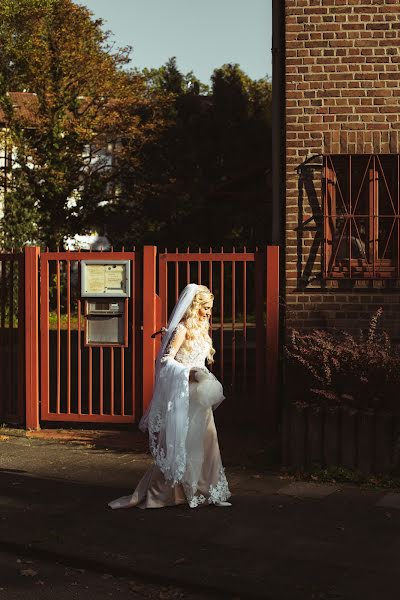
[40,251,139,424]
[0,251,24,424]
[143,246,280,426]
[0,245,280,430]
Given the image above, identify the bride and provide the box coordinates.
[108,284,231,509]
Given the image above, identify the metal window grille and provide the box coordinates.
[323,154,400,279]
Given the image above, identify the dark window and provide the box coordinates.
[323,155,400,278]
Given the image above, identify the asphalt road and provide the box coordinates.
[2,430,400,600]
[0,548,218,600]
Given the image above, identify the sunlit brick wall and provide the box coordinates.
[284,0,400,337]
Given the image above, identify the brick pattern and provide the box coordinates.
[284,0,400,335]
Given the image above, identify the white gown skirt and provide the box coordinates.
[108,371,231,509]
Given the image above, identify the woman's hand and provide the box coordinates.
[189,369,199,383]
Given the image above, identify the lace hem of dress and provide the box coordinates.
[188,468,231,508]
[147,367,190,486]
[148,409,189,486]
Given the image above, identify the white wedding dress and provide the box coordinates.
[108,323,231,509]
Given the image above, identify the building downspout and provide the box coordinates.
[271,0,286,442]
[271,0,284,247]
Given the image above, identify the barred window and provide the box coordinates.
[323,155,400,279]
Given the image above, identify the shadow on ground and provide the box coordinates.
[1,432,400,599]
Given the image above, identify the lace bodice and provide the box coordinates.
[162,322,210,369]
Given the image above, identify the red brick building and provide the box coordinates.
[273,0,400,339]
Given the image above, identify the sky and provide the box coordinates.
[79,0,272,84]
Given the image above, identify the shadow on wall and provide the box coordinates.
[295,155,324,290]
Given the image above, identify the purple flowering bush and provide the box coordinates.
[284,308,400,413]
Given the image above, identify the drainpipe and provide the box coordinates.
[271,0,284,246]
[271,0,286,439]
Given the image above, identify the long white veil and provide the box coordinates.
[139,284,199,485]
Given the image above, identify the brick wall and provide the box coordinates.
[284,0,400,338]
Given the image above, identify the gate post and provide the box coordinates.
[266,245,280,431]
[255,249,266,417]
[142,246,158,414]
[25,246,40,430]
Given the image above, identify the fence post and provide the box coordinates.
[142,246,158,414]
[25,246,40,430]
[255,249,266,416]
[266,245,280,431]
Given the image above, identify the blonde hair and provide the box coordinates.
[182,285,216,364]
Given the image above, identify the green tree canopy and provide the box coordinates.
[0,2,272,250]
[110,60,272,248]
[0,0,167,249]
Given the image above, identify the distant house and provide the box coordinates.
[0,92,39,218]
[0,91,114,246]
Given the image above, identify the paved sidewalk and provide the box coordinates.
[1,429,400,599]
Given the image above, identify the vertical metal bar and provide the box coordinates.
[232,251,236,398]
[398,155,400,278]
[40,255,49,422]
[1,256,6,328]
[56,260,61,415]
[99,346,103,415]
[110,347,114,416]
[0,261,3,415]
[85,299,92,415]
[209,247,213,352]
[198,247,201,284]
[25,247,40,430]
[266,246,280,430]
[3,136,7,198]
[130,257,135,419]
[175,248,179,302]
[220,248,224,382]
[324,157,327,278]
[322,156,328,278]
[327,158,346,276]
[243,250,247,387]
[17,254,25,422]
[255,249,265,416]
[77,296,82,415]
[373,155,376,278]
[142,246,157,413]
[9,259,14,415]
[349,156,352,278]
[186,247,190,283]
[209,248,213,294]
[66,260,71,415]
[159,254,168,326]
[120,344,125,416]
[88,345,92,415]
[370,157,378,277]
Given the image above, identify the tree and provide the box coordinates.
[0,0,167,249]
[110,60,272,248]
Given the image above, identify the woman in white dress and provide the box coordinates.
[108,284,232,510]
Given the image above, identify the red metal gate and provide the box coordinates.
[39,251,139,423]
[143,246,280,427]
[1,245,280,430]
[0,251,25,424]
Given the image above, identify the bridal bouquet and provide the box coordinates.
[190,369,225,410]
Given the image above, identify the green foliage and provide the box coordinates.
[108,61,272,248]
[280,465,400,490]
[142,57,209,96]
[285,308,400,413]
[0,2,272,249]
[0,0,165,248]
[0,176,39,249]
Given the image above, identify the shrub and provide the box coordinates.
[284,308,400,413]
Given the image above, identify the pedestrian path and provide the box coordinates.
[1,432,400,599]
